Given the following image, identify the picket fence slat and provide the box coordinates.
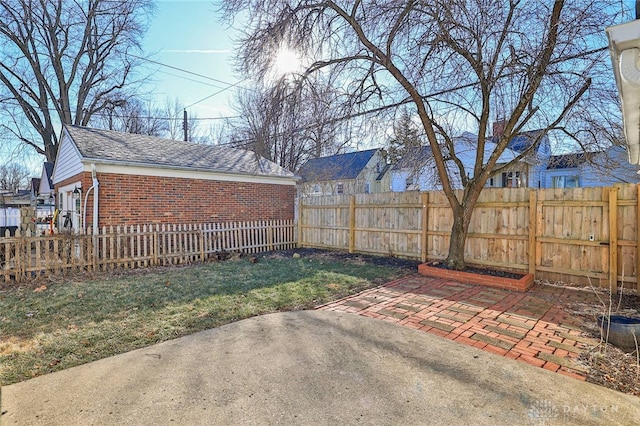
[0,220,295,282]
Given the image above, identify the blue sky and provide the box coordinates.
[140,0,241,121]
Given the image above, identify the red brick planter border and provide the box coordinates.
[418,262,534,292]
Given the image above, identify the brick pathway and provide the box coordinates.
[318,275,603,381]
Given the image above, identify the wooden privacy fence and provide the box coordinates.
[1,220,295,282]
[298,184,640,291]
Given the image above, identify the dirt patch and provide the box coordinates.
[571,293,640,397]
[260,248,421,271]
[537,282,640,397]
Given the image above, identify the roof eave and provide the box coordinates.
[81,158,299,181]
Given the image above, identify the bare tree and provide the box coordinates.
[0,0,154,162]
[386,108,424,163]
[228,75,352,171]
[0,162,29,192]
[93,98,168,136]
[220,0,623,269]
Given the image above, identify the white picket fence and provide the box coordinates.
[1,220,297,282]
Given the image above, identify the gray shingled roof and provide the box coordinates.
[65,125,295,178]
[43,162,54,187]
[297,149,379,182]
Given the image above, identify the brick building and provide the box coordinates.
[52,126,298,231]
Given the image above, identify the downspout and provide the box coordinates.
[92,164,99,235]
[81,164,100,235]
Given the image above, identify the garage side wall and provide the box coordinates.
[57,172,295,228]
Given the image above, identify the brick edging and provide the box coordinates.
[418,263,534,292]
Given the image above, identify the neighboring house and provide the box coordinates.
[489,122,551,189]
[390,145,460,192]
[38,162,55,201]
[390,131,537,192]
[33,162,56,221]
[546,146,640,188]
[52,125,298,231]
[30,177,41,201]
[297,149,390,196]
[0,189,31,208]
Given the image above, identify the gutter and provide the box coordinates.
[81,158,300,182]
[606,14,640,165]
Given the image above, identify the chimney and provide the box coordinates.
[493,120,507,138]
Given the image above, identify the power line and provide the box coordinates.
[184,79,247,109]
[0,100,239,121]
[129,53,242,88]
[155,70,228,89]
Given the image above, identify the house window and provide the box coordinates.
[488,177,495,187]
[552,175,579,188]
[336,182,344,194]
[313,184,321,195]
[502,171,521,188]
[364,182,370,194]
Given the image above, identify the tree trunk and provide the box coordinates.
[445,213,468,270]
[444,188,482,271]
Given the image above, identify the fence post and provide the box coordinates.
[609,186,619,294]
[421,192,429,263]
[528,190,537,277]
[349,195,356,254]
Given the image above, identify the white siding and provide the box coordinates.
[39,166,53,194]
[391,170,410,192]
[52,130,83,185]
[0,208,20,227]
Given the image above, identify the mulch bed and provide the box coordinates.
[426,260,524,279]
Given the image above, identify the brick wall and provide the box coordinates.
[56,172,296,228]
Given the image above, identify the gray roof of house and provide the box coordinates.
[491,129,548,154]
[297,149,379,182]
[547,152,591,170]
[65,125,295,179]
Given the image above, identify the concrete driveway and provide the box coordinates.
[1,311,638,425]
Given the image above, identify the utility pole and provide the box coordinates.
[183,109,188,141]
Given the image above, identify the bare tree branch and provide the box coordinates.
[0,0,154,162]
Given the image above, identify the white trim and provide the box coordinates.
[84,162,298,186]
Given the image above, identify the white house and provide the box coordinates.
[390,131,543,191]
[297,149,391,196]
[546,146,640,188]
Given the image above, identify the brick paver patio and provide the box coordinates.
[318,274,604,381]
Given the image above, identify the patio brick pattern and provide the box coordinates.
[318,275,603,381]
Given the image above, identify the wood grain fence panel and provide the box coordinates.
[299,184,639,290]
